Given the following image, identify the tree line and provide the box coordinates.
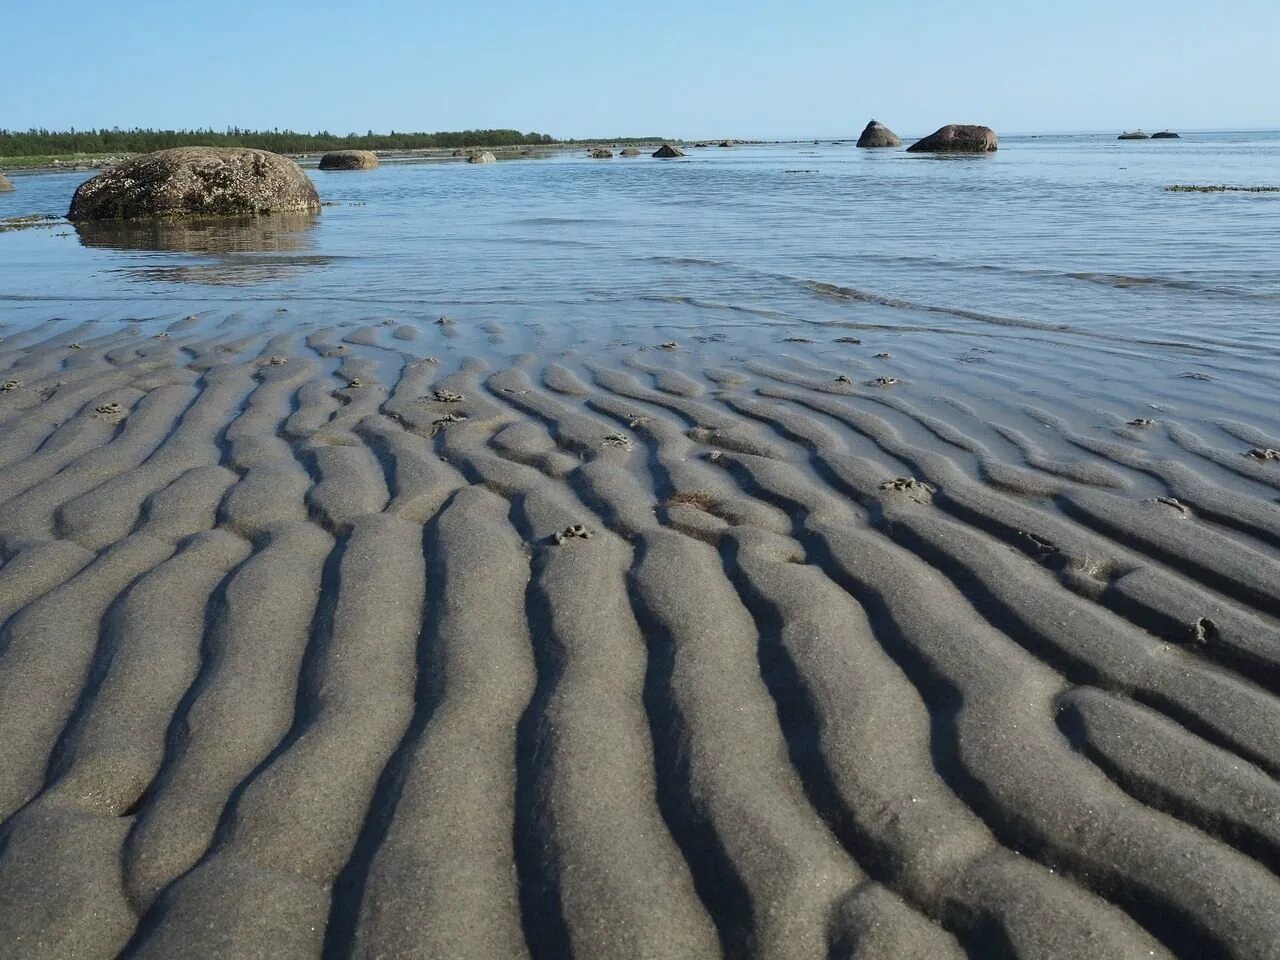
[0,127,559,157]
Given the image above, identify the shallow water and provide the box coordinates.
[2,133,1279,404]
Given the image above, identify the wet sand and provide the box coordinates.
[0,310,1278,960]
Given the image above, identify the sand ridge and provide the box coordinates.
[0,312,1277,959]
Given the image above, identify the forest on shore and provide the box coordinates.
[0,127,560,157]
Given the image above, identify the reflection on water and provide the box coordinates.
[74,211,320,253]
[115,254,339,286]
[73,211,327,285]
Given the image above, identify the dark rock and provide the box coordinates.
[856,120,902,148]
[318,150,379,170]
[451,149,468,157]
[906,124,998,153]
[719,140,735,147]
[1118,131,1150,140]
[0,172,13,192]
[67,147,320,221]
[653,144,685,159]
[1151,130,1181,139]
[467,151,497,164]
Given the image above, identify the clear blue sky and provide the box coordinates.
[3,0,1276,139]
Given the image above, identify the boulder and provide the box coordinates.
[467,151,497,164]
[653,144,685,159]
[1151,130,1180,139]
[318,150,379,170]
[589,147,614,159]
[0,172,13,192]
[620,147,641,157]
[856,120,902,148]
[452,149,468,157]
[1118,131,1150,140]
[719,140,735,147]
[906,124,998,153]
[66,147,320,221]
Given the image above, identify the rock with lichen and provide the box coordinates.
[67,147,321,221]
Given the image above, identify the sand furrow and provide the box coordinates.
[751,384,1280,696]
[0,534,176,820]
[500,490,723,958]
[122,521,332,912]
[0,531,250,960]
[715,449,1280,958]
[131,514,423,959]
[349,487,535,960]
[630,529,868,959]
[0,384,197,549]
[723,526,1171,959]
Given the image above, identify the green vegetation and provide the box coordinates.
[0,127,559,159]
[1166,184,1280,193]
[0,153,123,169]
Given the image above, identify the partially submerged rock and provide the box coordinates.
[719,140,736,147]
[1118,131,1150,140]
[1151,130,1181,139]
[67,147,320,221]
[589,147,614,159]
[318,150,379,170]
[856,120,902,148]
[467,151,497,164]
[0,172,13,192]
[620,147,641,157]
[907,125,998,153]
[653,144,685,159]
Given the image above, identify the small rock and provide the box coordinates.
[1,379,22,392]
[659,341,678,350]
[1246,448,1280,461]
[430,412,467,436]
[1128,417,1156,428]
[835,336,862,344]
[871,376,899,386]
[267,356,288,365]
[835,375,854,384]
[552,524,594,545]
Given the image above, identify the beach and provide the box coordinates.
[0,138,1279,959]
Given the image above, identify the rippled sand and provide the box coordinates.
[0,310,1278,960]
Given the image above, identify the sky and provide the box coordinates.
[3,0,1277,140]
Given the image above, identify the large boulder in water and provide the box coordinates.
[1118,131,1150,140]
[906,124,998,153]
[653,144,684,159]
[318,149,379,170]
[620,147,641,157]
[1151,130,1180,139]
[589,147,614,159]
[67,147,320,221]
[0,172,13,192]
[856,120,901,148]
[467,151,497,164]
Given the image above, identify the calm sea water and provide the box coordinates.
[3,132,1279,378]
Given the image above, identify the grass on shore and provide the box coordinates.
[0,153,127,169]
